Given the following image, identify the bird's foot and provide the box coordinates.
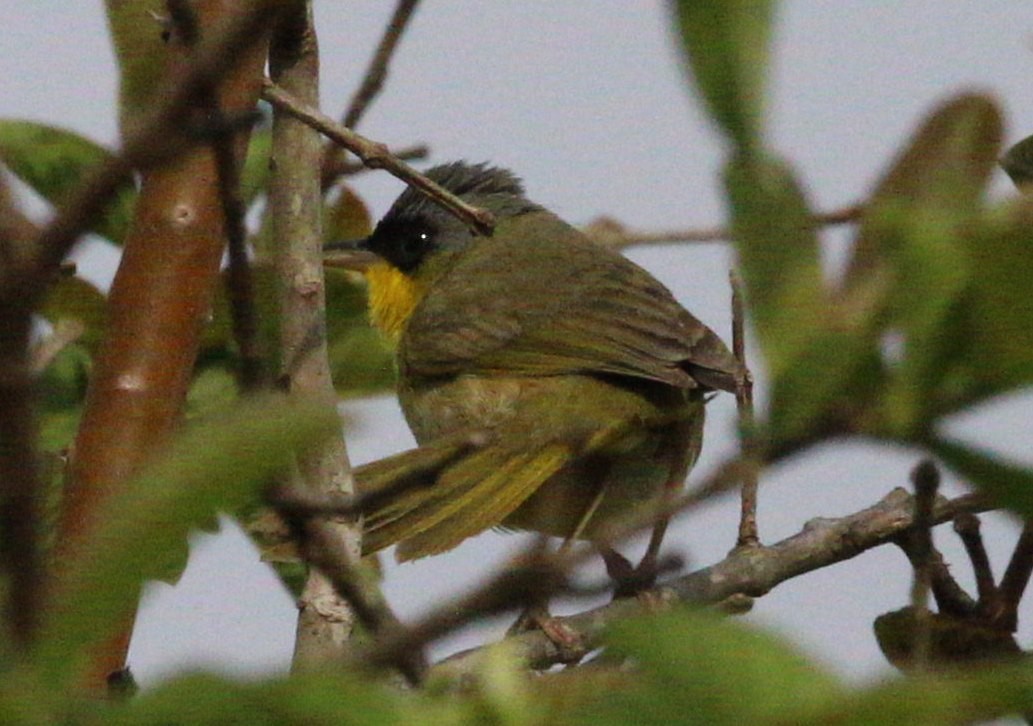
[508,605,584,663]
[601,547,663,601]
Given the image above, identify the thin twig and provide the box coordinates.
[585,204,863,250]
[895,540,979,618]
[323,143,429,181]
[261,79,495,236]
[273,498,426,685]
[321,0,422,188]
[216,127,266,391]
[730,270,758,547]
[908,459,941,671]
[952,512,997,607]
[342,0,420,129]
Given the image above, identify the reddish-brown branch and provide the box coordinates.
[55,0,271,688]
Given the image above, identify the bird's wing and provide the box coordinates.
[359,429,570,557]
[400,212,742,392]
[356,390,667,560]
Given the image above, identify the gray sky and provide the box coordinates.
[6,1,1033,686]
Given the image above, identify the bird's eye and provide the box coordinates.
[396,228,434,270]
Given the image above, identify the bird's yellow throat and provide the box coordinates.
[364,261,425,344]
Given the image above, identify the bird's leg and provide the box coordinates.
[599,515,670,600]
[507,484,609,653]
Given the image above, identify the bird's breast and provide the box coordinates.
[399,374,540,443]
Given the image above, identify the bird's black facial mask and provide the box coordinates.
[365,215,441,273]
[367,161,541,273]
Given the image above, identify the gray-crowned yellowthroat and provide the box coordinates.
[331,162,742,568]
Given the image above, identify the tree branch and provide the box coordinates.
[320,0,422,189]
[261,80,495,235]
[268,1,406,675]
[53,0,274,688]
[431,488,989,677]
[583,203,863,250]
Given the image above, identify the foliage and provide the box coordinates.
[0,0,1032,723]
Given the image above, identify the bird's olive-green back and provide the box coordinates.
[398,210,741,391]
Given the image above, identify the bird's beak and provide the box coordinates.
[323,238,381,272]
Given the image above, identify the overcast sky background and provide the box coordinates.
[6,1,1033,688]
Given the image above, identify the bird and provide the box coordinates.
[330,161,742,585]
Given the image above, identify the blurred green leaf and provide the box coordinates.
[930,436,1033,517]
[34,395,342,689]
[958,198,1033,396]
[726,153,870,444]
[579,608,842,725]
[809,662,1033,725]
[672,0,774,152]
[241,128,272,205]
[845,94,1002,435]
[37,342,91,452]
[39,276,108,353]
[848,94,1001,282]
[325,184,373,243]
[0,120,136,244]
[185,367,240,421]
[108,670,464,725]
[725,154,824,375]
[106,0,167,128]
[325,268,395,396]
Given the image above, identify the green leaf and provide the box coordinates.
[107,671,463,725]
[39,276,108,353]
[724,154,886,445]
[812,663,1033,725]
[37,342,91,452]
[930,436,1033,517]
[33,394,341,689]
[0,120,136,244]
[106,0,167,127]
[672,0,774,152]
[241,128,272,205]
[583,608,842,724]
[958,198,1033,395]
[844,94,1002,434]
[325,268,395,396]
[725,154,824,376]
[325,184,373,243]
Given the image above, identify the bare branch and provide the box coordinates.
[907,459,941,670]
[584,203,863,250]
[730,270,758,547]
[268,1,407,677]
[996,520,1033,630]
[431,488,989,677]
[320,0,422,189]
